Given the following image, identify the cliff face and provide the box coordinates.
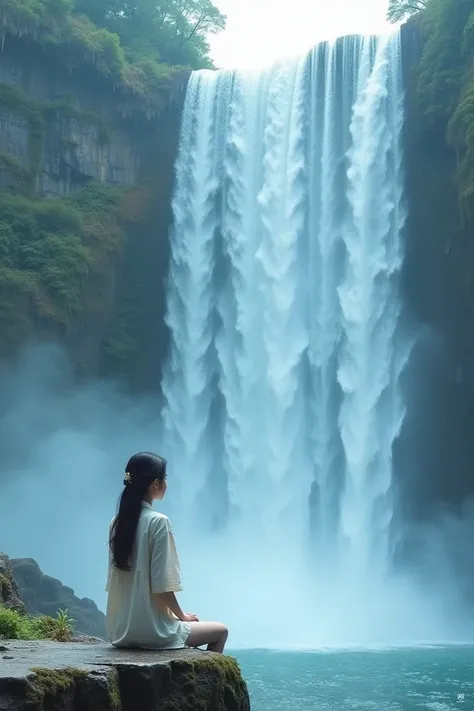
[0,38,141,196]
[0,554,25,615]
[397,18,474,518]
[0,35,187,382]
[10,558,105,639]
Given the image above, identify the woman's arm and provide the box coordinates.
[153,592,198,622]
[149,520,198,622]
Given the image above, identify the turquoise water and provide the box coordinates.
[235,647,474,710]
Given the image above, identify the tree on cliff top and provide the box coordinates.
[387,0,428,22]
[0,0,226,85]
[73,0,226,68]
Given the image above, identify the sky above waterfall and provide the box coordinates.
[210,0,392,69]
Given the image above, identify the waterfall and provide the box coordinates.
[161,33,408,640]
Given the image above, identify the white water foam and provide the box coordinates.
[159,33,469,647]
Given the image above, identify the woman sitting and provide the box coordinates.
[106,451,228,653]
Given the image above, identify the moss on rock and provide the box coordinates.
[117,652,250,711]
[164,655,249,711]
[106,667,122,711]
[27,666,87,705]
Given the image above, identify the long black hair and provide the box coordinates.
[110,452,167,571]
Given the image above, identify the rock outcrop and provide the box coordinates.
[0,555,25,615]
[9,558,105,639]
[0,38,140,196]
[0,641,250,711]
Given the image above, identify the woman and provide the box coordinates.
[106,451,228,653]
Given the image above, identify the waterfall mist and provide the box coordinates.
[1,32,473,649]
[0,344,472,647]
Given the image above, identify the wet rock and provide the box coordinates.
[0,640,250,711]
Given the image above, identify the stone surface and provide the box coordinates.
[0,641,250,711]
[0,35,188,198]
[0,556,25,616]
[10,559,105,639]
[0,37,140,195]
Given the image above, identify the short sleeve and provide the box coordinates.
[105,518,115,592]
[149,517,184,594]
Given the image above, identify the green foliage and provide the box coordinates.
[52,608,75,641]
[0,181,125,347]
[416,0,474,216]
[79,0,226,69]
[0,0,72,38]
[0,0,226,109]
[0,605,74,641]
[0,152,32,190]
[387,0,428,23]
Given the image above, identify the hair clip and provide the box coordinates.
[124,472,132,484]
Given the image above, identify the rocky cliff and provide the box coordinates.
[0,38,140,197]
[0,34,187,197]
[0,34,186,382]
[0,554,25,616]
[0,641,250,711]
[398,11,474,517]
[0,553,104,639]
[10,558,105,639]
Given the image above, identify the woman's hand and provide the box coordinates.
[181,612,199,622]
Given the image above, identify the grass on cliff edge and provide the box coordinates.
[0,605,74,641]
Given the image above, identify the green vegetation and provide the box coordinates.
[27,667,87,706]
[387,0,428,23]
[0,76,155,367]
[417,0,474,219]
[0,605,74,641]
[0,0,226,110]
[0,181,128,349]
[389,0,474,219]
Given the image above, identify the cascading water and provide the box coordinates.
[161,32,412,646]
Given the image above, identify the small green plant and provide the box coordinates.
[52,608,74,641]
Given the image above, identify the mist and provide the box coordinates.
[0,344,160,611]
[0,343,473,649]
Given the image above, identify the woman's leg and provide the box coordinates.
[185,621,228,654]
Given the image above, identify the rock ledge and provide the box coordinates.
[0,640,250,711]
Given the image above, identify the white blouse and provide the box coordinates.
[105,502,191,649]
